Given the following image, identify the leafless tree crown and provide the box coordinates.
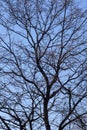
[0,0,87,130]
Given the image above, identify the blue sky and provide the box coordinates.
[77,0,87,9]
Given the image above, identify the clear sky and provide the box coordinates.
[76,0,87,10]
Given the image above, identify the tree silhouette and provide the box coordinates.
[0,0,87,130]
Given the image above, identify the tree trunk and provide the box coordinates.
[44,100,51,130]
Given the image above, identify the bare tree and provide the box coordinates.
[0,0,87,130]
